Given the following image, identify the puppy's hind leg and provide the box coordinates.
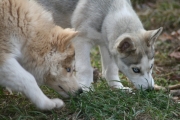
[0,58,64,110]
[99,45,124,89]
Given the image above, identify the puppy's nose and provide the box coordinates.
[76,88,83,95]
[146,86,154,91]
[151,86,154,90]
[148,85,154,90]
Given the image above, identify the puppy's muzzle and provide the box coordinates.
[76,88,83,95]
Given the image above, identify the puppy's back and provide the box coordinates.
[0,0,54,63]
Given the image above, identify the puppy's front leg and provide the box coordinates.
[99,45,124,88]
[73,37,93,91]
[0,58,64,110]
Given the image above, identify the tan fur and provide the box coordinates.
[0,0,80,109]
[0,0,77,73]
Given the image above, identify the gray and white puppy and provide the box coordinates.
[37,0,163,90]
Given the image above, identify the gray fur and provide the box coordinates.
[36,0,79,28]
[121,52,143,67]
[36,0,163,90]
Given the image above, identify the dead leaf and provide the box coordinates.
[169,47,180,60]
[93,68,100,83]
[159,32,174,41]
[170,90,180,97]
[170,74,180,81]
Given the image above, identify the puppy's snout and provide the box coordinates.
[76,88,83,95]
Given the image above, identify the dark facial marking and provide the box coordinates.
[150,64,153,69]
[121,52,143,66]
[145,46,155,60]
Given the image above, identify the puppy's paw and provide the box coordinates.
[109,82,124,89]
[51,98,65,109]
[37,98,64,110]
[111,84,132,93]
[120,87,133,93]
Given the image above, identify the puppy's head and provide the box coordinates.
[112,27,163,90]
[45,26,82,98]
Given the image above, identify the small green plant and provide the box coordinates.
[133,0,180,30]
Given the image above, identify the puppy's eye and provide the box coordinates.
[150,64,153,69]
[132,67,140,73]
[66,68,71,72]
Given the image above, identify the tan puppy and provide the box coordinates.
[0,0,81,110]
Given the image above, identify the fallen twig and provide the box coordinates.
[168,84,180,90]
[154,84,180,103]
[154,84,180,91]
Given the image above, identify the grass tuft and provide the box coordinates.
[68,81,180,119]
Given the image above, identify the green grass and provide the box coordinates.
[68,80,180,120]
[0,82,180,120]
[132,0,180,30]
[1,0,180,119]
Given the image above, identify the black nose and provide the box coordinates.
[146,86,154,92]
[151,87,154,90]
[76,88,83,95]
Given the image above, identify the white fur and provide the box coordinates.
[0,58,64,110]
[99,45,123,88]
[72,37,94,90]
[71,0,160,90]
[36,0,163,90]
[115,56,154,90]
[0,0,80,110]
[119,4,132,17]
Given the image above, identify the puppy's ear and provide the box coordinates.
[52,27,78,52]
[145,27,163,47]
[60,28,78,43]
[58,28,78,51]
[117,37,136,53]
